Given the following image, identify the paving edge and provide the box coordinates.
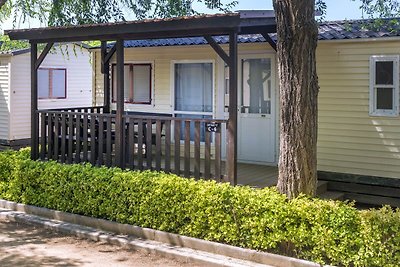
[0,199,330,267]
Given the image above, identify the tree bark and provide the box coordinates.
[273,0,319,199]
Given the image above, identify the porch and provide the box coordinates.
[5,12,278,185]
[39,105,279,184]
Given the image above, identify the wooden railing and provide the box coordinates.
[44,106,105,114]
[38,110,227,181]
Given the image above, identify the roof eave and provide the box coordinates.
[6,15,243,43]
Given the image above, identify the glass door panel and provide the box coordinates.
[241,58,271,114]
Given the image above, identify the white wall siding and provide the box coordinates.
[9,45,92,140]
[0,57,10,140]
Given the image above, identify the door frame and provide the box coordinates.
[217,50,279,165]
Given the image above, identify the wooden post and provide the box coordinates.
[115,39,125,168]
[227,31,238,185]
[101,41,111,113]
[30,42,39,160]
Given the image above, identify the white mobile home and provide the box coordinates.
[0,44,92,148]
[6,13,400,206]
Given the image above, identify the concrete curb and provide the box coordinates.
[0,199,329,267]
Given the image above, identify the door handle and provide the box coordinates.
[261,114,266,118]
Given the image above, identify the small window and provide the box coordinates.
[370,56,399,116]
[38,68,67,99]
[112,63,152,104]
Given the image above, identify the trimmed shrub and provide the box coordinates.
[0,148,399,266]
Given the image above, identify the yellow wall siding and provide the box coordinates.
[93,43,274,114]
[95,45,220,113]
[317,40,400,179]
[0,57,10,140]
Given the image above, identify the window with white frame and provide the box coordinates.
[174,62,213,141]
[369,56,399,116]
[38,68,67,99]
[112,63,152,104]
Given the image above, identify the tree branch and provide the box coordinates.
[0,0,7,9]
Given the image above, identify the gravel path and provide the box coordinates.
[0,219,200,267]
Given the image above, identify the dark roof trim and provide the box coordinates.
[5,13,276,43]
[89,18,400,50]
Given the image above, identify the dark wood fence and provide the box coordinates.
[38,110,227,181]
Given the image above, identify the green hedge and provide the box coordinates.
[0,148,399,266]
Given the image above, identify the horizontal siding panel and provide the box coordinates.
[318,134,400,146]
[0,59,10,140]
[318,163,400,180]
[319,140,400,153]
[318,158,400,177]
[318,147,400,161]
[319,123,400,133]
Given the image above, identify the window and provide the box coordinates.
[370,56,399,116]
[174,62,213,141]
[38,68,66,99]
[112,63,152,104]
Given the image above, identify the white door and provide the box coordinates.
[238,55,276,164]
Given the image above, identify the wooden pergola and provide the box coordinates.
[6,12,277,184]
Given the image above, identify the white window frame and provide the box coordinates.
[369,55,399,117]
[170,60,215,144]
[170,59,215,117]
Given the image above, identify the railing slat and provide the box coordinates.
[67,114,74,164]
[174,121,181,175]
[205,131,211,180]
[48,113,53,160]
[184,121,190,178]
[194,121,200,179]
[90,115,97,165]
[146,119,152,170]
[40,112,47,160]
[53,113,60,161]
[155,120,162,171]
[128,117,134,169]
[106,116,112,167]
[83,114,88,162]
[215,131,221,181]
[137,119,143,170]
[164,120,171,173]
[60,113,67,163]
[75,114,81,163]
[98,115,104,166]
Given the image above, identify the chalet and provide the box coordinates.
[5,12,400,206]
[0,44,92,149]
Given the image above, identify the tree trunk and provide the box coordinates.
[273,0,319,199]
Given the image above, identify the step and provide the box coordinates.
[316,180,328,195]
[318,191,345,201]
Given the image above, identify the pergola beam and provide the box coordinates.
[104,43,117,64]
[204,35,231,66]
[101,41,112,112]
[30,42,39,160]
[35,42,54,70]
[226,31,238,185]
[261,33,277,51]
[115,39,125,168]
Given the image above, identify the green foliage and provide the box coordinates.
[1,0,238,27]
[0,148,399,266]
[0,34,29,51]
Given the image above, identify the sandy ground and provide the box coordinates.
[0,219,201,267]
